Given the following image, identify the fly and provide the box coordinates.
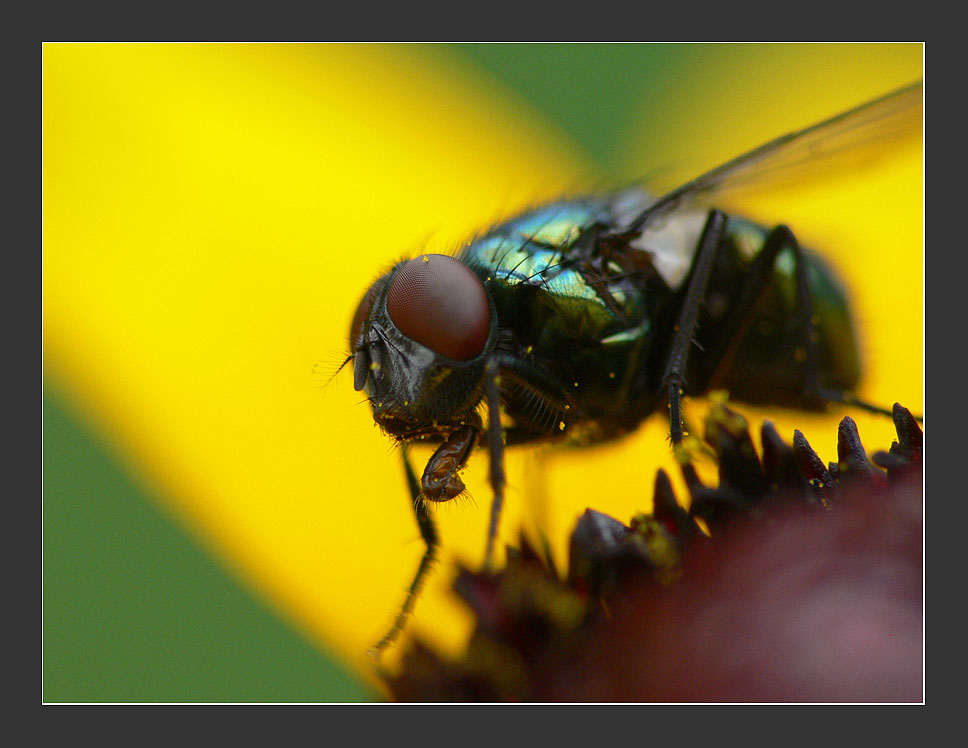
[345,81,923,657]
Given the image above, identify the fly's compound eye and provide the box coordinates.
[386,254,491,361]
[350,284,379,353]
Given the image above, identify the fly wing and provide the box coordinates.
[625,81,923,234]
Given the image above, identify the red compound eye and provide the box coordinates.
[386,254,490,361]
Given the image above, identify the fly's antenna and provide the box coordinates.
[334,353,354,376]
[312,353,356,393]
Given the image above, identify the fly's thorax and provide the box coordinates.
[458,202,674,434]
[349,254,498,439]
[459,198,660,354]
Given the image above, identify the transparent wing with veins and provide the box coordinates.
[626,80,923,234]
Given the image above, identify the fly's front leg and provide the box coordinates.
[662,209,729,445]
[370,415,487,657]
[369,445,439,659]
[371,417,483,657]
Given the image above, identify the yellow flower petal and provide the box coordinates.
[43,43,591,687]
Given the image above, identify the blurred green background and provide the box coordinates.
[43,42,922,702]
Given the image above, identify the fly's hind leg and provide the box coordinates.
[368,446,439,660]
[701,223,919,421]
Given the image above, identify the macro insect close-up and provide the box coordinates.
[44,43,923,702]
[347,80,924,658]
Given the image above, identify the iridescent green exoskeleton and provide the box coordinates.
[345,81,922,657]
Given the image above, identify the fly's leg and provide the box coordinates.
[701,223,806,394]
[483,357,507,571]
[701,224,915,420]
[368,446,439,660]
[662,209,730,445]
[369,422,481,658]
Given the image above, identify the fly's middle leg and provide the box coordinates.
[483,357,507,571]
[661,209,730,445]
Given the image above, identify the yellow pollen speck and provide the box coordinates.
[525,345,533,354]
[422,255,430,263]
[573,382,578,387]
[558,421,566,431]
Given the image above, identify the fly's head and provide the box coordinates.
[349,254,497,441]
